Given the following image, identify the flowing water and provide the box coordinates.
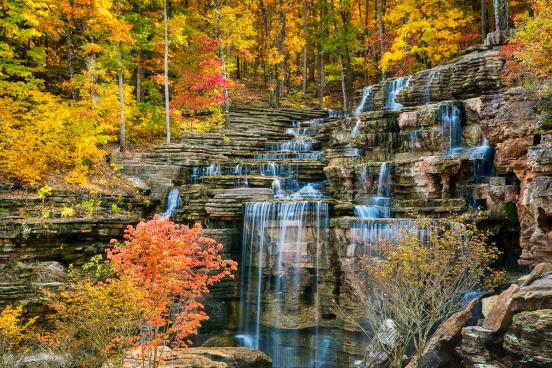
[385,77,411,110]
[470,138,495,182]
[161,188,181,218]
[439,103,464,156]
[238,118,337,367]
[354,86,374,116]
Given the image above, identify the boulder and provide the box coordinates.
[503,309,552,366]
[406,298,478,368]
[121,347,272,368]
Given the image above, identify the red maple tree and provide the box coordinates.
[107,215,237,352]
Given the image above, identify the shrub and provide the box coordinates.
[335,216,503,367]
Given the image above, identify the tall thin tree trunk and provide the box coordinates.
[377,0,386,81]
[215,0,230,127]
[302,0,308,94]
[363,0,369,85]
[136,49,144,103]
[163,0,170,143]
[338,53,347,111]
[64,22,77,100]
[481,0,488,40]
[118,44,126,153]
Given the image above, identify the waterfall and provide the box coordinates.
[161,188,180,218]
[240,200,330,367]
[189,163,221,184]
[385,76,410,110]
[351,118,362,137]
[355,162,392,219]
[493,0,509,32]
[238,117,338,367]
[470,138,495,182]
[424,70,439,104]
[354,86,374,116]
[439,103,464,156]
[409,130,421,154]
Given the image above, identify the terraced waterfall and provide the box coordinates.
[105,44,530,367]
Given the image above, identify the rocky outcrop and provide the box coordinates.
[456,263,552,367]
[473,87,552,266]
[354,48,505,110]
[414,156,470,199]
[503,309,552,366]
[121,347,272,368]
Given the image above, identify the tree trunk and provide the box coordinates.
[215,0,230,128]
[136,49,144,103]
[302,0,308,94]
[363,0,369,85]
[118,44,126,153]
[338,53,347,111]
[163,0,171,144]
[377,0,386,81]
[64,22,77,100]
[481,0,488,40]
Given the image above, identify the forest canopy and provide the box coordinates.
[0,0,546,186]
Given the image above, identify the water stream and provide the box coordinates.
[238,118,337,367]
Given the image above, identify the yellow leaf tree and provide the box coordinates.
[381,0,472,72]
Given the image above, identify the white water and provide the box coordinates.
[351,118,362,137]
[385,76,411,110]
[354,86,374,116]
[469,138,495,182]
[439,103,463,156]
[355,162,392,219]
[424,69,439,104]
[161,188,180,219]
[238,118,336,367]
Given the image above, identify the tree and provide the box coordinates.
[0,305,37,368]
[106,215,237,364]
[47,276,148,368]
[334,216,502,367]
[381,0,472,72]
[513,0,552,77]
[163,0,171,143]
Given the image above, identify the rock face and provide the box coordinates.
[456,264,552,367]
[0,192,153,314]
[148,347,272,368]
[503,309,552,366]
[474,87,552,266]
[354,47,505,109]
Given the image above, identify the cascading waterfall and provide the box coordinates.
[424,69,439,104]
[161,188,181,218]
[439,103,464,156]
[493,0,509,32]
[385,76,411,110]
[355,162,392,219]
[354,86,374,116]
[409,130,421,154]
[238,118,338,367]
[189,163,221,184]
[470,138,495,182]
[351,118,362,138]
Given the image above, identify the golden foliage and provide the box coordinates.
[0,305,37,367]
[0,88,109,186]
[336,215,503,367]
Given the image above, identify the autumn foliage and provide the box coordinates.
[107,215,237,348]
[335,216,503,367]
[45,216,237,367]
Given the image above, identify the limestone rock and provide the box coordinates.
[503,309,552,366]
[482,295,498,318]
[414,156,469,199]
[406,298,478,368]
[482,284,520,332]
